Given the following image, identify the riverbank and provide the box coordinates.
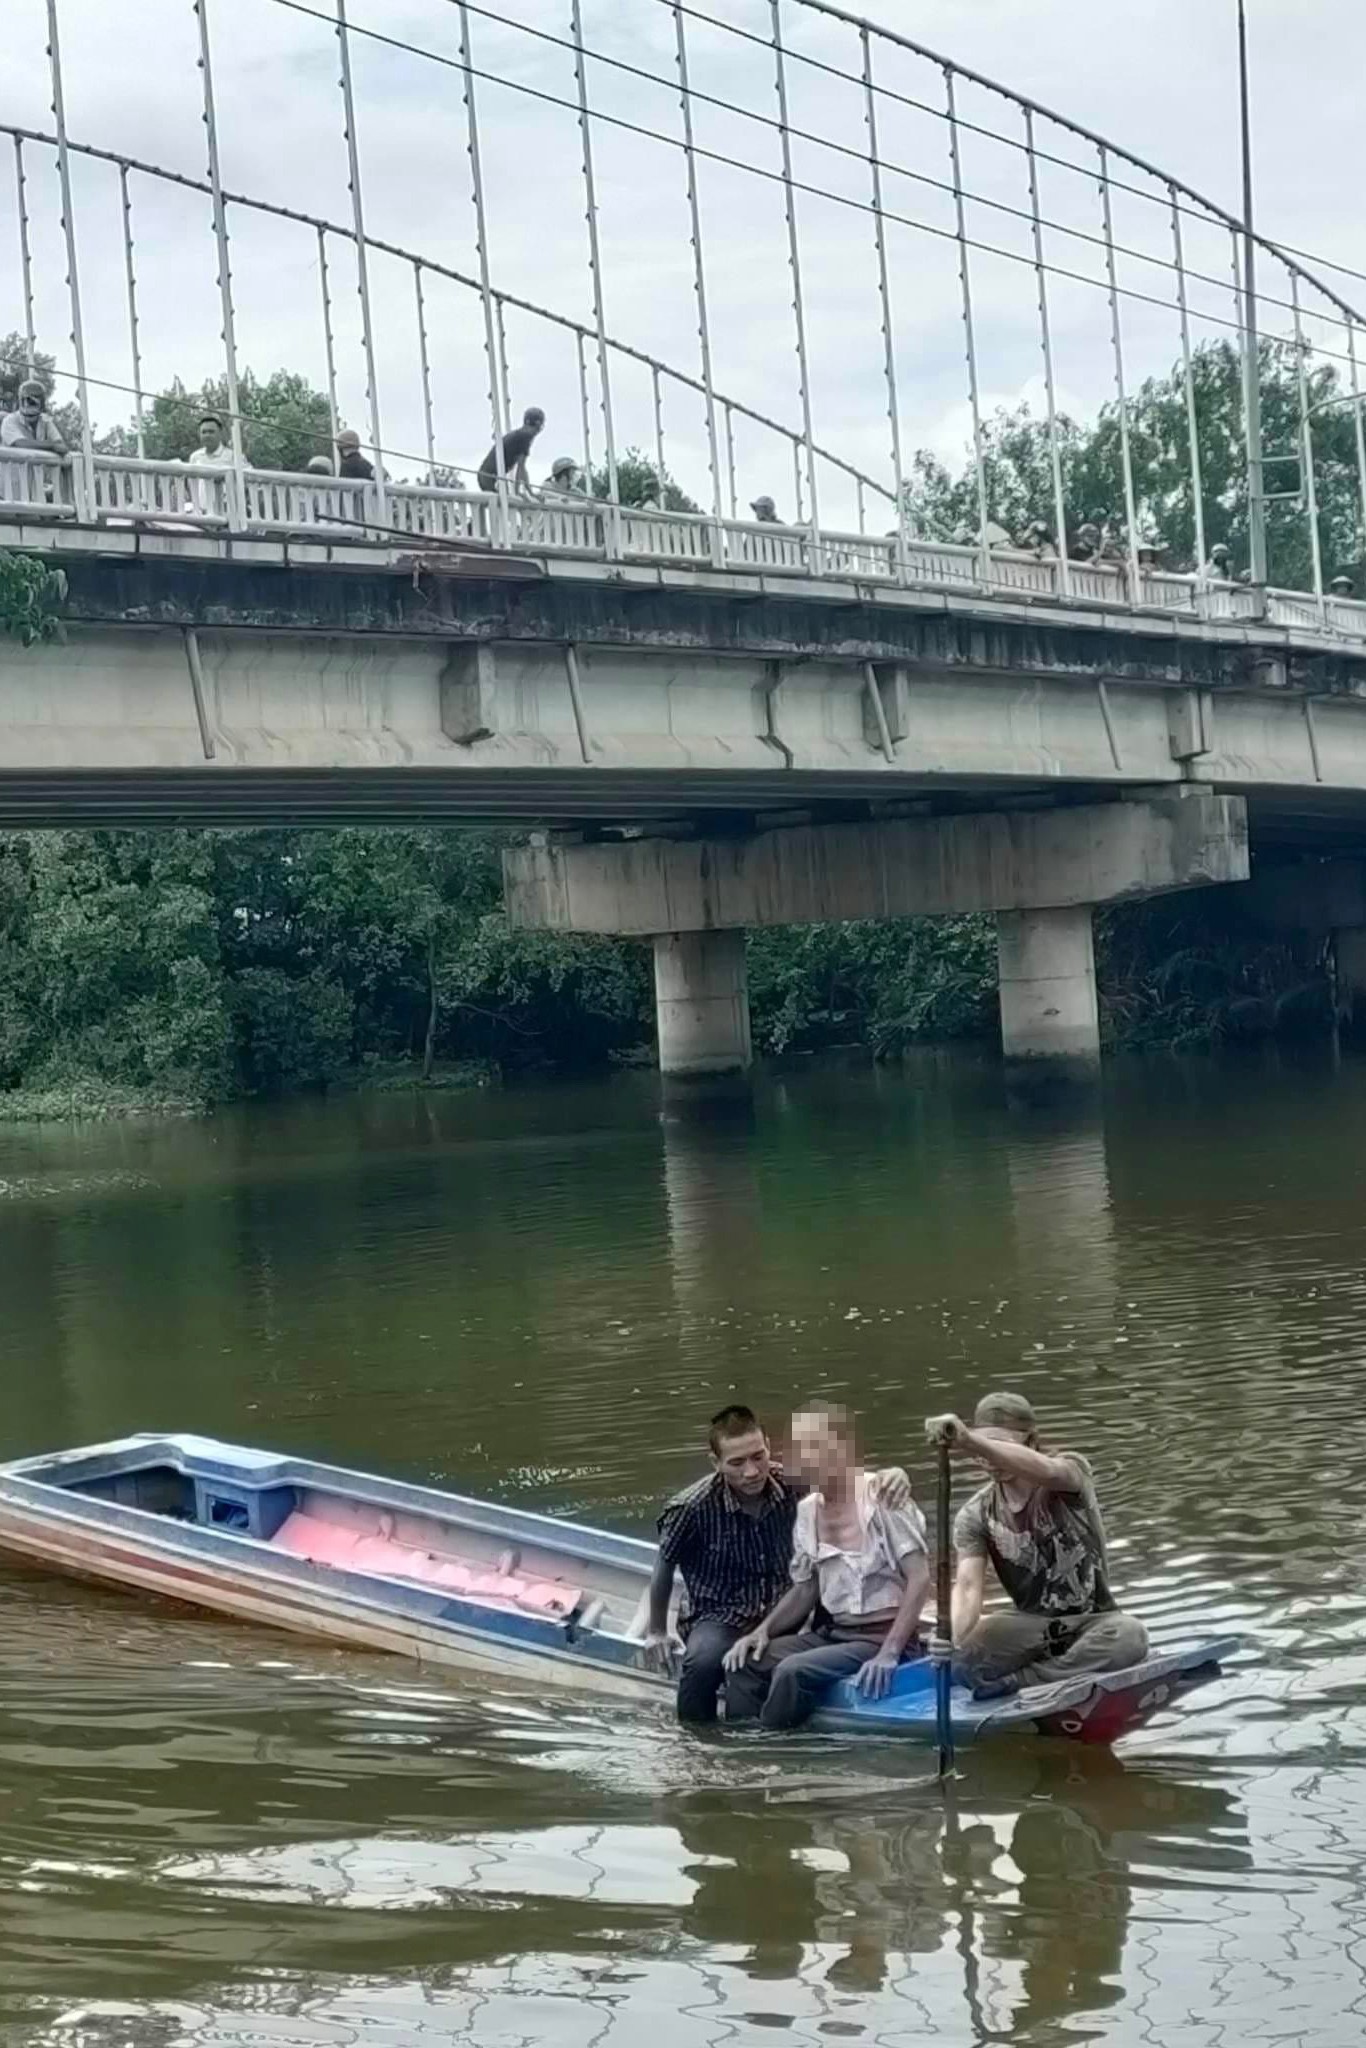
[0,826,1344,1123]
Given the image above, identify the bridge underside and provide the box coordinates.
[0,770,1359,858]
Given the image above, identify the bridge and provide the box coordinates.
[5,0,1366,1071]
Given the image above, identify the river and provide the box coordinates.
[3,1051,1366,2046]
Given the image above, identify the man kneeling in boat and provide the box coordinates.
[643,1404,912,1724]
[928,1392,1147,1700]
[721,1404,930,1729]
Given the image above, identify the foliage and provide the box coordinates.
[102,368,335,474]
[746,917,997,1056]
[0,551,66,646]
[904,339,1364,588]
[0,828,652,1112]
[1096,899,1333,1051]
[590,447,701,513]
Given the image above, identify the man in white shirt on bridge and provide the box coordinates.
[1,379,68,458]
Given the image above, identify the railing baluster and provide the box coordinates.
[1290,273,1325,618]
[1098,145,1141,600]
[456,1,506,544]
[495,295,513,440]
[652,364,666,508]
[771,0,820,565]
[335,0,386,519]
[45,0,95,518]
[12,138,36,374]
[1348,323,1366,582]
[414,260,436,480]
[570,0,619,551]
[575,329,593,484]
[118,165,145,460]
[1025,109,1071,597]
[724,403,737,521]
[317,225,340,450]
[194,0,246,523]
[1170,184,1207,578]
[673,0,722,523]
[862,28,904,578]
[945,68,990,588]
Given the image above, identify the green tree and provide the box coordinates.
[104,368,335,474]
[904,339,1365,587]
[6,831,231,1101]
[590,446,701,512]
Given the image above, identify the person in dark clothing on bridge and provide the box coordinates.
[335,430,374,481]
[642,1403,911,1725]
[478,407,545,493]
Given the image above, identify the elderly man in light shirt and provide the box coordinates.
[723,1402,929,1728]
[1,379,69,458]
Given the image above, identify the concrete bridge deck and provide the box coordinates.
[3,526,1366,855]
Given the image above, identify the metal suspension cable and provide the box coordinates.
[255,0,1366,373]
[729,0,1366,338]
[441,0,1332,335]
[0,119,891,503]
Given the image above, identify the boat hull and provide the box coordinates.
[0,1435,1235,1741]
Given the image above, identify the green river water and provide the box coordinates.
[3,1051,1366,2046]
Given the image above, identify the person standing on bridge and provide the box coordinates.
[478,407,545,495]
[186,413,227,468]
[750,495,780,523]
[1200,542,1233,582]
[335,430,375,482]
[925,1392,1147,1702]
[2,379,69,459]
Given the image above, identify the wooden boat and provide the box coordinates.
[0,1434,1235,1743]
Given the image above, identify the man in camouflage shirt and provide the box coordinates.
[928,1392,1147,1700]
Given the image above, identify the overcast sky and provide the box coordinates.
[2,0,1362,524]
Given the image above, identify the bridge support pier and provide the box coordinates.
[504,793,1248,1075]
[653,930,752,1076]
[997,906,1099,1065]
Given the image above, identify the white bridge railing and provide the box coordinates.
[4,449,1366,647]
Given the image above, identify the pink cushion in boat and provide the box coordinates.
[270,1512,581,1617]
[272,1512,361,1568]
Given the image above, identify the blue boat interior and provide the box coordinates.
[14,1437,656,1641]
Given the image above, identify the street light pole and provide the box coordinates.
[1238,0,1269,596]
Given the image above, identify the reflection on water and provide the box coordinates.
[5,1053,1366,2041]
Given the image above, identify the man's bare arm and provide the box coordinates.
[950,1553,986,1644]
[646,1553,675,1636]
[927,1415,1081,1493]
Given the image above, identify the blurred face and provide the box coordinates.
[710,1427,771,1499]
[788,1410,856,1492]
[971,1424,1030,1472]
[200,420,222,451]
[20,390,42,421]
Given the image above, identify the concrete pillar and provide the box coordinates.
[653,929,752,1077]
[996,905,1099,1064]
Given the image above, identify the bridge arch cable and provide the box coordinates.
[251,0,1366,352]
[244,0,1366,584]
[5,0,1366,595]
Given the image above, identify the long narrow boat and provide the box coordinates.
[0,1434,1235,1744]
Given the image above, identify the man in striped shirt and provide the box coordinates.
[644,1405,910,1726]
